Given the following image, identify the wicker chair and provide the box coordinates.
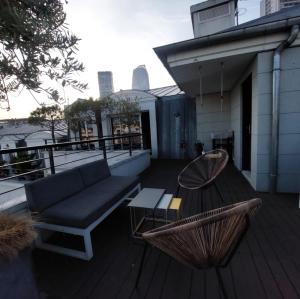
[176,149,229,210]
[135,198,262,298]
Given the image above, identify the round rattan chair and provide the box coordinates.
[176,149,229,210]
[135,198,262,298]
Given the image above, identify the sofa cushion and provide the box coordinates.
[90,176,139,198]
[78,159,111,187]
[39,175,139,228]
[25,169,84,212]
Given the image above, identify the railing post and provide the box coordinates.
[48,147,55,174]
[129,135,132,156]
[102,139,107,160]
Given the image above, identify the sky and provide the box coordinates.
[0,0,261,119]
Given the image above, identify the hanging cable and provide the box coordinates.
[220,62,224,113]
[199,66,203,106]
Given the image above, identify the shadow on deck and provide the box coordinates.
[33,159,300,299]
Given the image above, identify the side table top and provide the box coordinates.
[128,188,165,209]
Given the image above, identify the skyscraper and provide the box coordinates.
[132,65,150,90]
[260,0,300,16]
[98,71,114,98]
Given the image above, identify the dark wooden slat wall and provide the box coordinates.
[33,160,300,299]
[156,96,196,159]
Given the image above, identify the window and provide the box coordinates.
[193,3,230,23]
[111,114,141,149]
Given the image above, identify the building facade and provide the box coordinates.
[155,4,300,193]
[261,0,300,16]
[101,86,197,160]
[132,65,150,90]
[98,71,114,98]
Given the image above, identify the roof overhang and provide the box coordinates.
[155,15,300,96]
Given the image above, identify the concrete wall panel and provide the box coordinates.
[280,91,300,113]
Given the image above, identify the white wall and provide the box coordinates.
[229,46,300,193]
[248,47,300,193]
[110,150,150,176]
[196,92,231,151]
[278,46,300,192]
[252,51,272,192]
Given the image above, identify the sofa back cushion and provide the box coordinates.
[25,168,84,212]
[78,159,111,187]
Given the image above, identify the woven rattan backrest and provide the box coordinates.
[142,198,262,269]
[178,149,229,190]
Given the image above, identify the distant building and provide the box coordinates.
[98,71,114,98]
[0,118,67,149]
[260,0,300,16]
[132,65,150,90]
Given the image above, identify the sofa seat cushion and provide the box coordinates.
[40,176,139,228]
[90,175,139,198]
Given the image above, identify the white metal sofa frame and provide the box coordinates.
[35,183,141,261]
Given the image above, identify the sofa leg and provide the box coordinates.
[83,231,93,260]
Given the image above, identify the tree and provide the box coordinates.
[64,98,93,141]
[0,0,87,109]
[28,105,65,143]
[65,97,115,141]
[112,96,140,134]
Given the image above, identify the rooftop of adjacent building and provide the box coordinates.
[0,119,67,137]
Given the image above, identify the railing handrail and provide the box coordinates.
[0,133,142,154]
[0,133,144,207]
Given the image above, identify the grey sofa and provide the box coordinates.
[25,159,140,260]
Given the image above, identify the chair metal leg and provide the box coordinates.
[135,242,148,289]
[215,267,228,299]
[214,182,225,203]
[175,184,181,197]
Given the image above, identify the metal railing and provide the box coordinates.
[0,133,143,210]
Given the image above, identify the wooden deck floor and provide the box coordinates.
[33,159,300,299]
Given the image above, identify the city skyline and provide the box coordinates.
[260,0,300,15]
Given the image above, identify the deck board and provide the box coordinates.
[33,159,300,299]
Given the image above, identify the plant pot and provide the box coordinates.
[0,248,39,299]
[0,214,38,299]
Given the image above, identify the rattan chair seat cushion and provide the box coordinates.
[178,149,229,190]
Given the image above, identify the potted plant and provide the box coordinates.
[0,213,39,299]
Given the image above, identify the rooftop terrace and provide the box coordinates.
[33,159,300,299]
